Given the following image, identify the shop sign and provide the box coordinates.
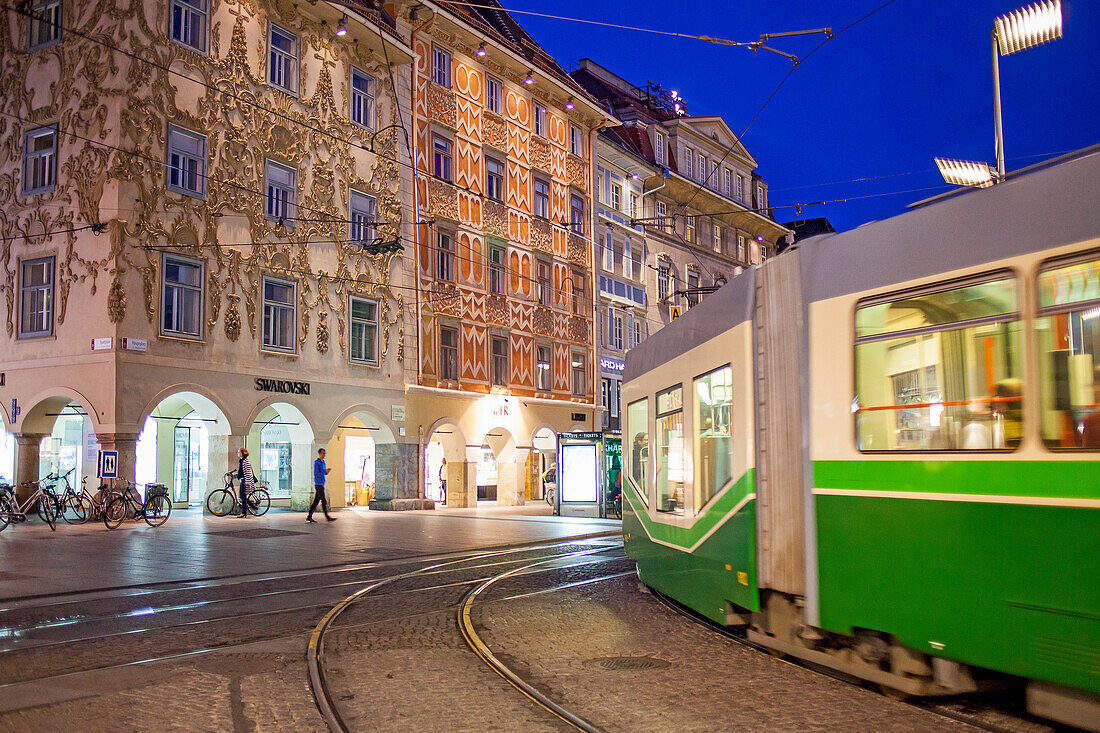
[560,431,601,440]
[599,358,624,373]
[122,338,147,352]
[255,378,311,395]
[91,337,113,351]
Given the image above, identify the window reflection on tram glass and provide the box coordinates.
[1037,254,1100,449]
[655,385,685,513]
[854,275,1022,451]
[693,366,732,511]
[626,398,649,506]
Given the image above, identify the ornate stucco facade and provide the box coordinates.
[0,0,417,509]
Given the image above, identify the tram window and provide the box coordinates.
[626,398,649,506]
[655,385,685,513]
[694,366,732,511]
[1036,252,1100,450]
[854,274,1022,451]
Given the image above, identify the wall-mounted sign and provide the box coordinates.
[91,337,113,351]
[255,378,311,395]
[122,338,147,352]
[391,404,405,422]
[669,305,682,321]
[599,358,624,372]
[98,450,118,479]
[560,431,601,440]
[571,412,586,422]
[0,372,4,387]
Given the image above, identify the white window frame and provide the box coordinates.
[27,0,61,51]
[436,231,454,281]
[738,234,747,262]
[261,276,297,353]
[736,174,745,202]
[22,125,57,196]
[684,147,692,178]
[170,0,207,54]
[491,335,509,386]
[350,67,376,130]
[611,309,624,350]
[687,269,700,307]
[685,215,695,243]
[632,317,643,347]
[167,124,206,199]
[533,177,550,219]
[610,183,621,212]
[656,200,668,230]
[350,190,377,247]
[535,344,552,391]
[439,325,459,381]
[265,159,297,224]
[699,154,708,182]
[569,124,583,156]
[654,131,666,165]
[657,260,670,302]
[572,351,587,396]
[537,258,551,307]
[723,169,732,197]
[349,296,380,365]
[433,46,451,88]
[534,104,548,137]
[712,225,721,253]
[488,244,505,295]
[433,134,453,181]
[486,76,502,114]
[629,192,638,219]
[267,23,299,95]
[161,253,204,339]
[602,231,613,272]
[486,156,504,202]
[756,183,766,210]
[18,256,54,338]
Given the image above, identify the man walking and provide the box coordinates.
[308,448,336,523]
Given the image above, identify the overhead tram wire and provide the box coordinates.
[676,0,902,214]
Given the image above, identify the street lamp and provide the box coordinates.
[936,0,1063,187]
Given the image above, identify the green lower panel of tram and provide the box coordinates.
[814,459,1100,695]
[623,470,759,624]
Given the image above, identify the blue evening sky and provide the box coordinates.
[510,1,1100,231]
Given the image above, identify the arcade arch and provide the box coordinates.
[425,419,467,507]
[246,402,315,506]
[327,407,397,507]
[531,426,557,501]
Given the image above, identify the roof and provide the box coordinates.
[782,217,837,242]
[432,1,601,107]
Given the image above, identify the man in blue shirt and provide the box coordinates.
[308,448,336,523]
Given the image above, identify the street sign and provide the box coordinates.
[98,450,118,479]
[669,305,682,321]
[91,337,113,351]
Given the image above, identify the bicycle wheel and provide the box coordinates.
[38,497,57,531]
[72,493,94,524]
[62,494,86,524]
[143,495,172,527]
[0,500,11,532]
[104,496,128,529]
[545,487,555,506]
[206,489,236,517]
[248,489,270,516]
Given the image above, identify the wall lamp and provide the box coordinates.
[476,42,487,57]
[334,14,348,37]
[523,70,535,85]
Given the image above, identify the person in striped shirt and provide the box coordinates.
[237,448,256,518]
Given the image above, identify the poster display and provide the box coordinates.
[560,443,598,503]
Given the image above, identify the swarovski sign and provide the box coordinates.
[255,378,311,395]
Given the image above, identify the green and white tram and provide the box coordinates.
[622,146,1100,730]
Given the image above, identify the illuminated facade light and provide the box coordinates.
[565,97,575,110]
[523,70,535,85]
[476,42,487,57]
[335,14,348,37]
[935,157,996,188]
[995,0,1062,56]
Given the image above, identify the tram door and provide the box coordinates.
[173,425,191,504]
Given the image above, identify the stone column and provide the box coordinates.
[370,442,428,510]
[496,448,529,507]
[13,433,43,502]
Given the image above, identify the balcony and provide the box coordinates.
[530,218,553,254]
[426,178,459,221]
[484,200,508,239]
[426,82,456,128]
[530,136,551,172]
[567,232,588,266]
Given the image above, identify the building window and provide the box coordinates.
[537,259,551,306]
[723,169,732,197]
[712,225,721,253]
[856,274,1021,451]
[436,231,453,281]
[268,24,298,95]
[756,183,766,210]
[350,67,375,129]
[569,124,583,156]
[572,268,585,315]
[658,260,670,302]
[488,245,505,294]
[654,130,666,165]
[533,104,547,137]
[349,297,379,365]
[533,177,550,219]
[602,231,613,271]
[655,384,684,514]
[694,366,733,510]
[265,160,297,223]
[626,397,649,504]
[486,156,504,201]
[572,351,586,396]
[633,318,643,346]
[27,0,61,50]
[161,254,203,339]
[736,174,745,202]
[629,192,638,219]
[536,345,551,391]
[262,277,296,352]
[433,134,452,181]
[167,125,206,198]
[439,326,458,381]
[684,147,692,178]
[610,184,621,212]
[655,200,668,230]
[22,126,57,196]
[350,191,377,247]
[737,234,746,262]
[491,335,508,386]
[760,244,769,262]
[170,0,207,53]
[433,46,451,87]
[570,194,584,234]
[486,76,501,113]
[19,256,53,338]
[687,270,699,307]
[609,309,623,350]
[685,215,695,243]
[699,155,708,182]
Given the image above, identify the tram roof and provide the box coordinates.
[798,144,1100,304]
[624,267,755,382]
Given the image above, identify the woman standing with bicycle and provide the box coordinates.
[237,448,256,518]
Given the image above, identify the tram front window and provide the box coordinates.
[655,385,685,514]
[1037,253,1100,449]
[854,274,1022,451]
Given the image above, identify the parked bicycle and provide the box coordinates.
[40,468,91,524]
[206,471,270,517]
[103,480,172,529]
[0,481,57,531]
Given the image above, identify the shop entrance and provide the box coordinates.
[135,391,230,508]
[247,402,314,506]
[531,427,557,501]
[426,421,467,507]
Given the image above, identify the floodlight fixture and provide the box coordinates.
[335,14,348,37]
[565,97,575,110]
[476,42,487,57]
[995,0,1062,56]
[523,70,535,85]
[934,157,996,189]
